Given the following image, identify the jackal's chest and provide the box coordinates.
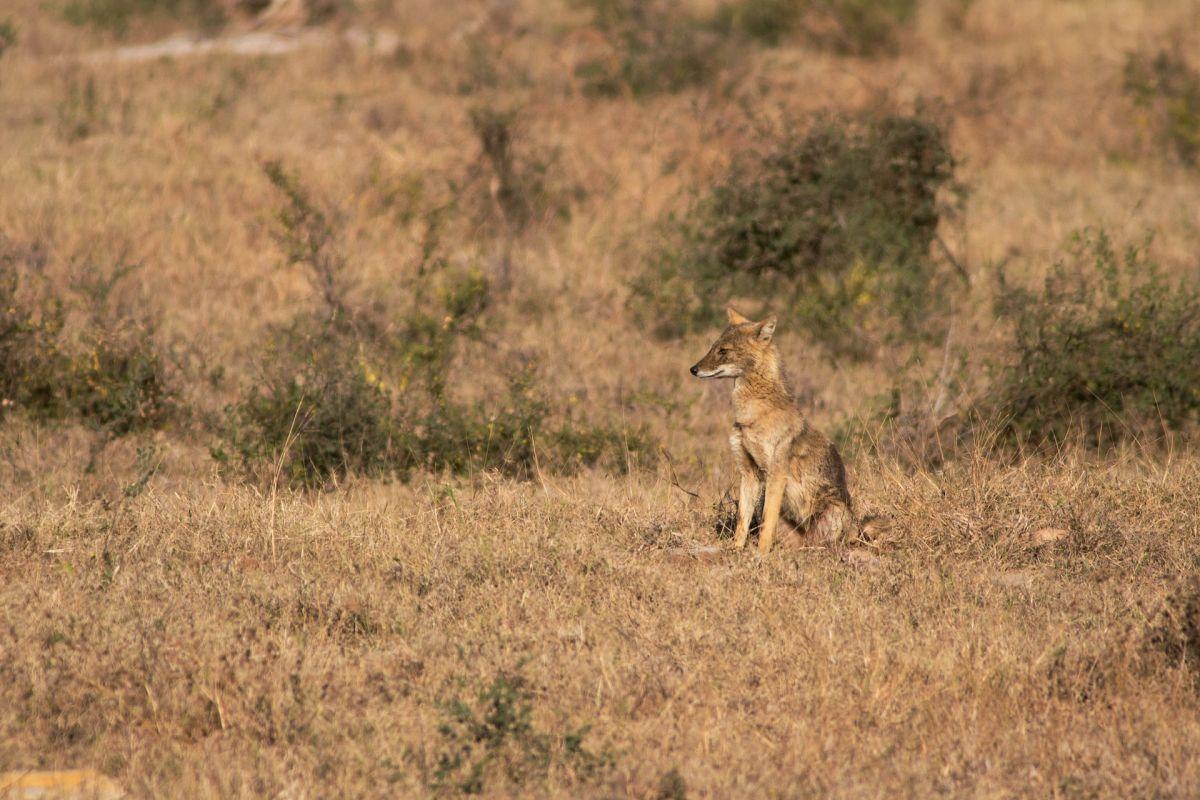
[733,421,780,470]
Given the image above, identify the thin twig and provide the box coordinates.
[660,447,701,500]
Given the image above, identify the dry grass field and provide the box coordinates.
[3,0,1200,796]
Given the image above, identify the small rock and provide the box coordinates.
[0,770,124,799]
[994,570,1035,589]
[843,549,887,570]
[665,545,724,564]
[1031,527,1069,547]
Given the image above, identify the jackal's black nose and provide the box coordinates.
[690,365,698,376]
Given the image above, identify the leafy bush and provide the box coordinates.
[572,0,726,97]
[0,247,176,437]
[0,18,16,58]
[66,329,175,436]
[0,252,66,417]
[985,230,1200,449]
[635,110,962,358]
[215,165,653,488]
[716,0,800,46]
[431,665,610,795]
[550,416,656,475]
[60,0,225,36]
[1124,48,1200,168]
[215,345,403,488]
[714,0,915,54]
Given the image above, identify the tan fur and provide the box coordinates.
[691,308,855,554]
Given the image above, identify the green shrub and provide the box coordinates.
[60,0,225,36]
[0,18,17,58]
[0,266,68,421]
[416,369,548,478]
[66,329,175,436]
[550,417,656,475]
[715,0,916,54]
[215,346,403,488]
[635,110,962,358]
[1124,48,1200,168]
[572,0,726,97]
[985,229,1200,449]
[431,665,610,795]
[216,165,653,487]
[0,248,176,436]
[810,0,917,56]
[716,0,801,46]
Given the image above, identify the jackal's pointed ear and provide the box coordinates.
[726,307,750,326]
[754,315,777,342]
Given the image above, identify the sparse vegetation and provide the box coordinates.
[431,665,610,795]
[467,106,576,235]
[986,230,1200,450]
[0,17,16,58]
[1142,577,1200,691]
[636,110,962,358]
[57,74,103,142]
[215,164,650,487]
[715,0,801,46]
[0,247,175,437]
[807,0,917,56]
[572,0,727,97]
[1124,48,1200,167]
[60,0,224,36]
[5,0,1200,796]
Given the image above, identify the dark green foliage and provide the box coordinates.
[1124,48,1200,167]
[655,768,689,800]
[416,370,547,478]
[573,0,726,97]
[431,666,610,795]
[715,0,800,46]
[550,418,656,475]
[0,18,17,57]
[60,0,225,36]
[714,0,916,54]
[216,346,402,488]
[573,0,915,98]
[67,329,175,436]
[215,165,653,488]
[636,111,962,358]
[0,266,67,420]
[986,230,1200,449]
[0,251,176,437]
[811,0,917,56]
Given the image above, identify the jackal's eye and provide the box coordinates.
[717,347,730,358]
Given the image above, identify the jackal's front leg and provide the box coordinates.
[758,469,788,555]
[730,435,761,549]
[734,469,762,549]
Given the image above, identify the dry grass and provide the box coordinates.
[3,0,1200,796]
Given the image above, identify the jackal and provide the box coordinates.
[690,308,855,554]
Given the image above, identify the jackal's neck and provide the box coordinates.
[732,346,793,408]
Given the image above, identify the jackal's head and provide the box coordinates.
[689,307,777,379]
